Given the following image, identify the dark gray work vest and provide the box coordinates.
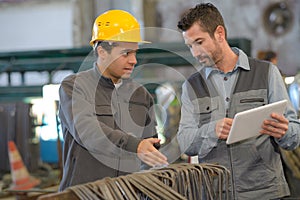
[186,57,270,125]
[185,58,290,198]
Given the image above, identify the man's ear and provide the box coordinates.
[215,25,225,42]
[97,46,107,60]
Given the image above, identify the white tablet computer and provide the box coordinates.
[226,99,288,145]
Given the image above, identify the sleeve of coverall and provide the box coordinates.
[268,64,300,150]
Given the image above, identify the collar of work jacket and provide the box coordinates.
[92,62,131,89]
[204,47,250,79]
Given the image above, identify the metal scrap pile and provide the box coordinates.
[65,163,230,200]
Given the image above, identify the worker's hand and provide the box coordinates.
[137,138,168,167]
[215,118,233,139]
[260,113,288,139]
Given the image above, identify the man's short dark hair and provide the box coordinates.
[94,41,119,57]
[264,51,277,61]
[177,3,227,39]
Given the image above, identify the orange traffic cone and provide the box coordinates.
[8,141,40,190]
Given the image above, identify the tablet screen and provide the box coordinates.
[226,99,288,145]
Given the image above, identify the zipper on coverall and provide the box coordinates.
[115,88,122,177]
[226,108,236,199]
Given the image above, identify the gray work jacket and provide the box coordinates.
[58,65,156,191]
[178,57,300,199]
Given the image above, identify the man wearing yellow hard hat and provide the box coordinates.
[58,10,168,191]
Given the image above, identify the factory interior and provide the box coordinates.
[0,0,300,199]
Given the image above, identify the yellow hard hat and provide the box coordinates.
[90,10,150,46]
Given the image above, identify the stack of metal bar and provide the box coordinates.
[38,163,230,200]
